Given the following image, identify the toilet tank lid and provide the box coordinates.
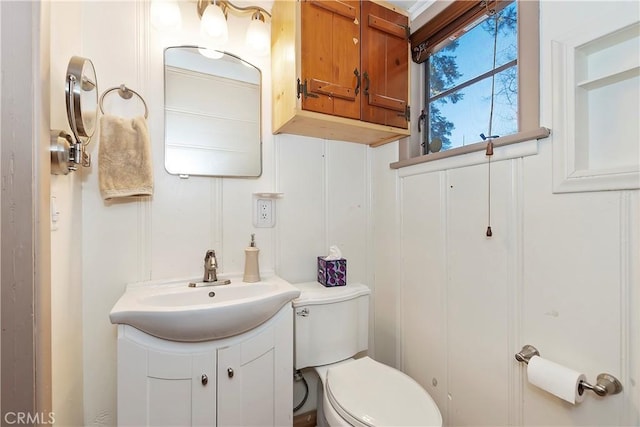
[292,282,370,307]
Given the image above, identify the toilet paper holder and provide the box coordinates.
[515,345,623,397]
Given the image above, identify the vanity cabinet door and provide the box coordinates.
[217,307,293,426]
[117,337,216,426]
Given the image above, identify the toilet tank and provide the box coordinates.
[292,282,371,369]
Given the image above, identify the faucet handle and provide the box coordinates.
[205,250,217,268]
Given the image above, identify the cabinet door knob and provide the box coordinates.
[201,374,208,386]
[227,367,234,378]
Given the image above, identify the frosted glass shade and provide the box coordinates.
[150,0,181,31]
[200,4,229,47]
[245,17,270,56]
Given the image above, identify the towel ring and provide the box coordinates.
[99,84,149,119]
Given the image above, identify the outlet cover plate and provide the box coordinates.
[254,198,275,228]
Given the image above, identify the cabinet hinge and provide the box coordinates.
[397,105,410,121]
[296,78,319,99]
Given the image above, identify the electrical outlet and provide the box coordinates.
[255,198,275,228]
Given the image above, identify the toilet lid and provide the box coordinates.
[326,357,442,427]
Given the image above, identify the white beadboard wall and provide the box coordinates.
[384,140,638,426]
[46,0,640,426]
[49,2,85,426]
[371,1,640,426]
[52,1,374,423]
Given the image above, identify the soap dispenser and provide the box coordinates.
[243,234,260,283]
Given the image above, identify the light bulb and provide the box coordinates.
[200,3,229,46]
[198,47,224,59]
[245,13,270,56]
[150,0,181,31]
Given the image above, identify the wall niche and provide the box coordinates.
[552,21,639,193]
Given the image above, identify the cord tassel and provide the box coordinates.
[485,140,494,156]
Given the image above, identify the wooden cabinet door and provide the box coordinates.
[301,0,361,120]
[361,1,409,129]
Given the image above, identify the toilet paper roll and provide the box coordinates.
[527,355,586,404]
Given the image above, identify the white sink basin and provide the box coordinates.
[109,274,300,342]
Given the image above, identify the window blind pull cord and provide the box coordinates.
[484,139,493,238]
[481,132,497,237]
[484,9,500,238]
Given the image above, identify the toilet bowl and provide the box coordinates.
[293,282,442,427]
[315,357,442,427]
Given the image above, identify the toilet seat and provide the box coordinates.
[325,357,442,427]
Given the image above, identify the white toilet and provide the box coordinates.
[293,282,442,427]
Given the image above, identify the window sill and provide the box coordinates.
[390,127,550,175]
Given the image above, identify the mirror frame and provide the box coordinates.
[66,55,98,143]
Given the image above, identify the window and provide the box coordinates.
[393,0,549,166]
[427,1,518,152]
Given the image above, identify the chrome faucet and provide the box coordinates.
[203,250,218,282]
[188,250,231,287]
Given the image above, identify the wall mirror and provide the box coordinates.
[163,46,262,177]
[50,55,99,175]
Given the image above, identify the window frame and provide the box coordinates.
[392,0,549,168]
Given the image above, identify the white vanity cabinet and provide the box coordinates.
[116,304,293,426]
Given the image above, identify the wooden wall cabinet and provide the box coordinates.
[272,0,410,146]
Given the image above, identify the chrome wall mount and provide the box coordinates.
[515,344,623,397]
[99,84,149,119]
[50,130,74,175]
[514,344,540,364]
[51,56,99,175]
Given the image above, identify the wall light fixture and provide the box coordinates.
[150,0,271,56]
[196,0,272,56]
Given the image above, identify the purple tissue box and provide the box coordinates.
[317,256,347,287]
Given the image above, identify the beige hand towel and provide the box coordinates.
[99,114,153,200]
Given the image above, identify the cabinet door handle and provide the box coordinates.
[201,374,208,386]
[354,68,361,95]
[227,367,234,378]
[363,72,370,97]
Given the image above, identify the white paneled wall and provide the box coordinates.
[397,158,520,426]
[384,139,638,426]
[371,1,640,426]
[50,2,84,425]
[47,0,640,425]
[50,1,372,423]
[370,141,402,367]
[276,134,327,283]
